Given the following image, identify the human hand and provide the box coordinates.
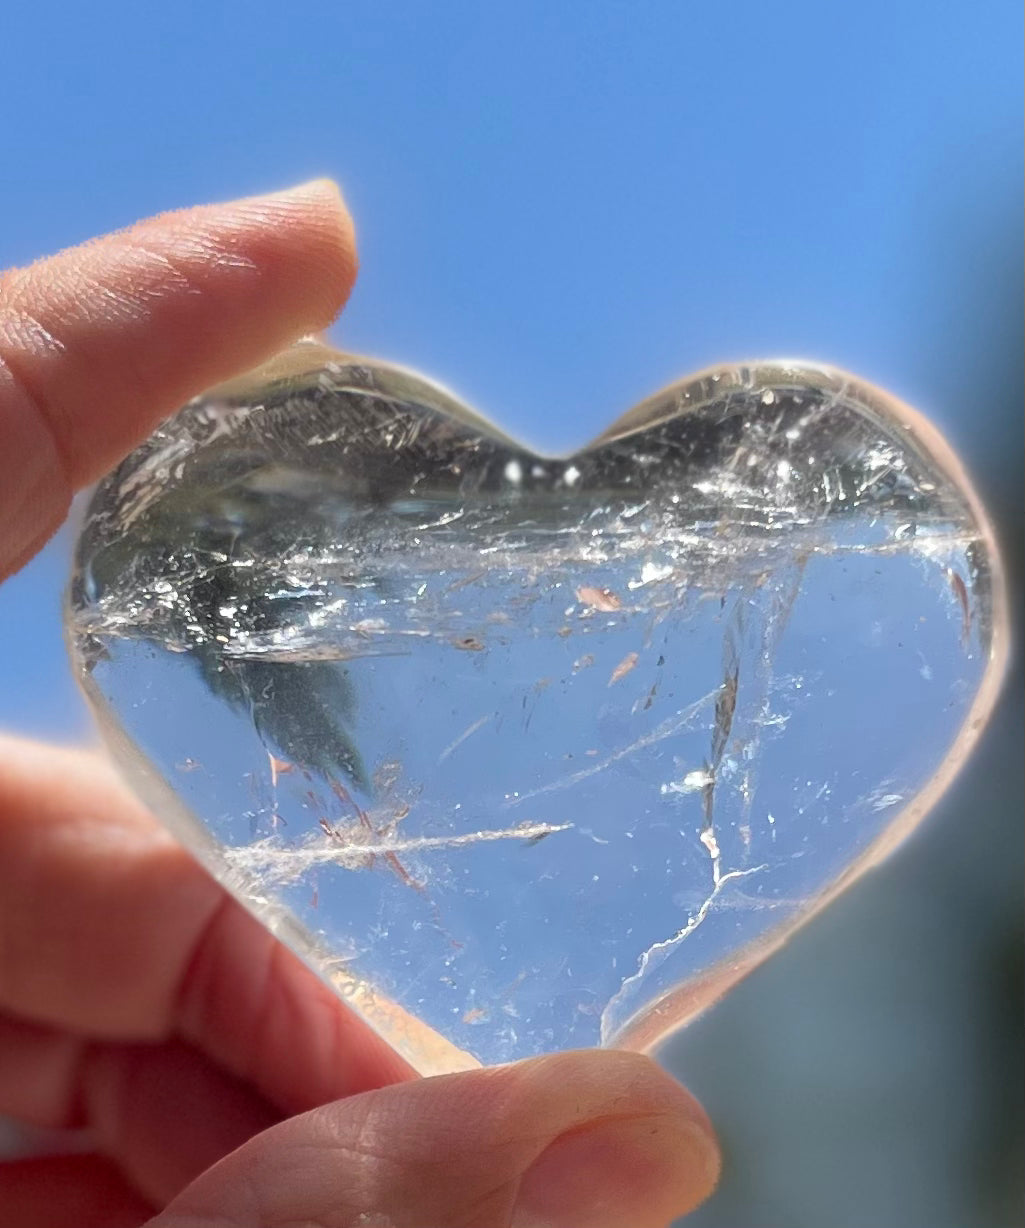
[0,182,720,1227]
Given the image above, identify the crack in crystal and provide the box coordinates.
[502,688,719,807]
[437,713,493,763]
[599,856,768,1045]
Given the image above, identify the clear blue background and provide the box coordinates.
[1,4,1021,1224]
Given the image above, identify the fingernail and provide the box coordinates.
[514,1107,721,1228]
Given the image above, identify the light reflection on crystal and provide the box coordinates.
[66,341,1006,1071]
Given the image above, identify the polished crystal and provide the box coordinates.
[66,341,1006,1071]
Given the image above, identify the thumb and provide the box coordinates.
[147,1049,720,1228]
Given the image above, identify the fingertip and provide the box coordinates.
[271,176,349,215]
[246,176,359,301]
[0,174,363,570]
[509,1049,721,1226]
[498,1047,716,1136]
[162,176,360,331]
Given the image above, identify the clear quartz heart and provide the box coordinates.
[66,341,1007,1072]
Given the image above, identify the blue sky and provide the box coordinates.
[0,0,1019,811]
[0,5,1022,1222]
[3,2,1019,740]
[1,3,1021,442]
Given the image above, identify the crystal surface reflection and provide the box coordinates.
[66,342,1006,1071]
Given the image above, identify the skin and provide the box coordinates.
[0,181,721,1227]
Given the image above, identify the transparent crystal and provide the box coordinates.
[66,341,1006,1072]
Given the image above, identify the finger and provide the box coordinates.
[0,736,413,1111]
[0,1154,154,1228]
[152,1050,721,1228]
[0,179,356,578]
[81,1039,278,1205]
[0,1003,413,1208]
[0,736,220,1037]
[0,1012,83,1126]
[0,1016,276,1204]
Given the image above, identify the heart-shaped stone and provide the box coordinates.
[67,340,1006,1072]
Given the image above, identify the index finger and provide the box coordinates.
[0,180,356,579]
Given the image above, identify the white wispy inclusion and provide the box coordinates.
[224,819,573,885]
